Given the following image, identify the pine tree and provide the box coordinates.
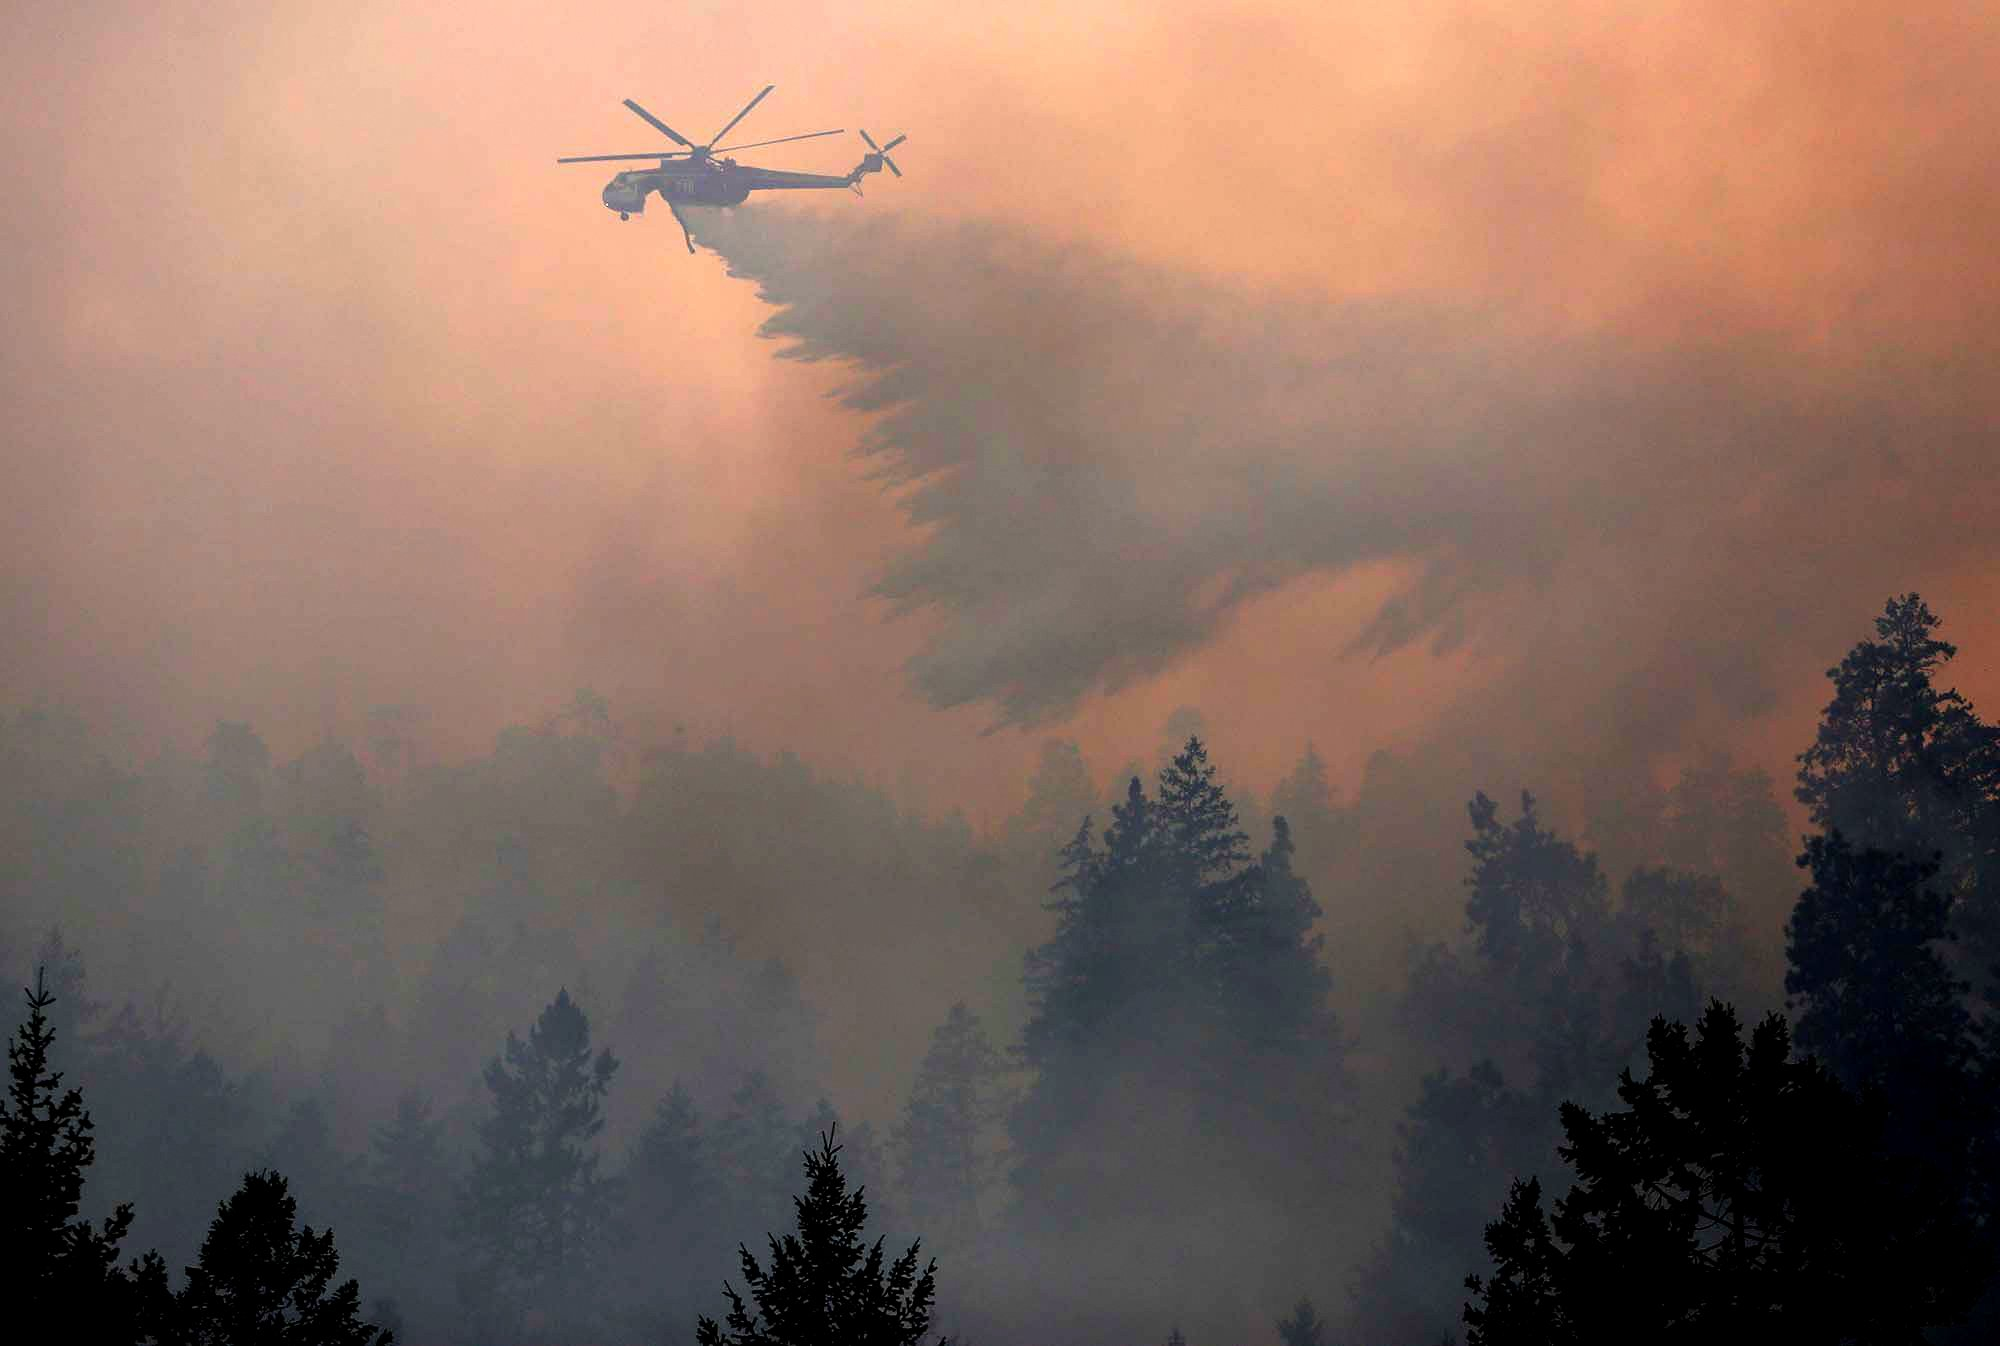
[1617,867,1730,957]
[1275,1297,1324,1346]
[1797,594,1999,859]
[1349,1062,1547,1346]
[614,1081,717,1340]
[1786,835,1977,1097]
[1014,741,1341,1223]
[1783,833,1995,1304]
[1462,1004,1981,1343]
[1204,816,1331,1058]
[713,1070,806,1237]
[1462,792,1609,972]
[460,987,618,1340]
[1156,737,1250,886]
[695,1128,944,1346]
[1,968,138,1333]
[1795,594,2000,993]
[358,1094,454,1337]
[168,1169,392,1345]
[893,1003,1009,1252]
[629,1081,712,1243]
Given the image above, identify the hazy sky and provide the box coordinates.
[5,0,1997,823]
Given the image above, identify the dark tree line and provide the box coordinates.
[3,970,391,1343]
[1454,595,2000,1343]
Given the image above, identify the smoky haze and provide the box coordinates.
[5,0,2000,1343]
[693,204,2000,741]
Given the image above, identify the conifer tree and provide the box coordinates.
[619,1080,716,1333]
[1157,737,1250,886]
[893,1003,1009,1252]
[1275,1297,1324,1346]
[695,1128,944,1346]
[358,1094,454,1336]
[1462,792,1609,972]
[713,1070,806,1235]
[1796,594,2000,990]
[629,1081,712,1244]
[1016,742,1344,1211]
[1786,836,1977,1098]
[460,987,618,1340]
[1462,1004,1980,1343]
[1204,816,1332,1058]
[2,968,138,1333]
[167,1169,392,1345]
[1797,594,1999,860]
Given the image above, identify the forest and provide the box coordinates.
[7,592,1999,1344]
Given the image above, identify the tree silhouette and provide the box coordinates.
[1275,1296,1324,1346]
[165,1169,391,1345]
[893,1003,1009,1254]
[460,986,618,1341]
[1796,594,2000,995]
[1784,833,1999,1335]
[1787,836,1977,1097]
[355,1093,455,1339]
[1013,739,1340,1222]
[1463,1002,1978,1343]
[1462,791,1609,972]
[2,968,139,1334]
[1797,595,1999,858]
[695,1127,944,1346]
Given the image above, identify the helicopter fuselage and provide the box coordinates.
[600,157,871,218]
[602,167,752,214]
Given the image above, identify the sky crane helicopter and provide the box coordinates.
[557,85,906,253]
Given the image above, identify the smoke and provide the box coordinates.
[690,204,2000,766]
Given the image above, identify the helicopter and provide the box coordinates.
[557,85,906,253]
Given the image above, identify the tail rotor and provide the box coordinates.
[855,128,907,180]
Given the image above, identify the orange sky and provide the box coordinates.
[4,0,1998,826]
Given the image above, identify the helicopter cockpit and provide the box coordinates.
[603,172,649,219]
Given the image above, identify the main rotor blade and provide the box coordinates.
[708,84,774,148]
[557,152,694,163]
[881,134,907,152]
[622,99,691,146]
[713,128,843,153]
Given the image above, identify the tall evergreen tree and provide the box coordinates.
[1274,1298,1324,1346]
[460,987,618,1341]
[713,1070,808,1238]
[893,1003,1009,1253]
[1156,737,1250,887]
[1462,792,1609,973]
[617,1081,718,1342]
[1013,738,1342,1242]
[1797,595,1999,857]
[357,1094,454,1339]
[1204,816,1332,1059]
[1348,1062,1546,1346]
[1783,833,1997,1324]
[1786,836,1978,1099]
[2,969,139,1334]
[1796,594,2000,991]
[164,1169,392,1346]
[1463,1004,1980,1344]
[695,1128,944,1346]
